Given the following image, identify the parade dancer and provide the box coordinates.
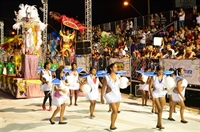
[40,62,53,111]
[167,68,177,116]
[101,63,130,130]
[83,67,102,118]
[139,68,150,106]
[50,66,69,124]
[149,66,167,129]
[69,63,80,106]
[168,68,188,123]
[59,30,75,65]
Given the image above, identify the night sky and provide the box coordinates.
[0,0,199,35]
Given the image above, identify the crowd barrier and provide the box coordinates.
[76,56,200,95]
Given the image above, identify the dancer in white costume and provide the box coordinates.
[138,68,150,106]
[83,67,102,118]
[50,66,69,125]
[40,62,53,111]
[169,68,188,123]
[101,63,130,130]
[149,66,167,129]
[69,63,80,106]
[167,68,177,117]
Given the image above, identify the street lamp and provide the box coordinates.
[123,1,143,17]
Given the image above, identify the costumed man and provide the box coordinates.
[59,29,75,65]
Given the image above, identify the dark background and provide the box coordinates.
[0,0,200,35]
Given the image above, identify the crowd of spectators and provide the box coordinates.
[89,7,200,67]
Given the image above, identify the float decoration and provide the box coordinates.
[49,11,85,34]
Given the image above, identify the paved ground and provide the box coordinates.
[0,90,199,132]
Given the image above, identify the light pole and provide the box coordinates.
[123,1,143,17]
[147,0,150,16]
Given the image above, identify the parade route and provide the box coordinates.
[0,90,199,132]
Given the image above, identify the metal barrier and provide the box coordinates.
[131,57,160,80]
[97,5,200,32]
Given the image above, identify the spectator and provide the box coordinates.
[150,16,155,27]
[179,8,185,28]
[166,43,175,58]
[160,14,167,26]
[174,46,185,60]
[192,9,198,27]
[118,47,126,58]
[154,13,160,26]
[196,12,200,26]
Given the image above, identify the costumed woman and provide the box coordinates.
[69,63,80,106]
[149,65,167,129]
[101,63,130,130]
[40,62,53,111]
[138,67,151,106]
[83,67,102,118]
[13,4,47,55]
[167,68,177,118]
[169,68,188,123]
[59,29,75,65]
[50,66,69,124]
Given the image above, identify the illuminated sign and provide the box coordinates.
[175,0,196,8]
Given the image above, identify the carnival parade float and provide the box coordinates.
[0,4,46,98]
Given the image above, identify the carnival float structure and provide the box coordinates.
[0,4,47,98]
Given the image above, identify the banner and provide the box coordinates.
[109,58,131,77]
[160,59,200,85]
[175,0,196,8]
[76,55,91,72]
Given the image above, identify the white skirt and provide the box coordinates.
[172,92,183,102]
[152,90,167,98]
[139,84,149,91]
[167,88,174,95]
[40,84,51,91]
[104,90,122,104]
[86,89,99,101]
[52,92,69,107]
[69,83,80,90]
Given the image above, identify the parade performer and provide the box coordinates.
[149,66,167,129]
[13,4,46,55]
[68,63,80,106]
[83,67,102,118]
[40,62,53,111]
[50,37,58,59]
[169,68,188,123]
[59,30,75,65]
[167,68,177,116]
[101,63,130,130]
[138,68,150,106]
[7,57,15,75]
[50,66,69,124]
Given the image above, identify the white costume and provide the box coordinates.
[52,81,69,106]
[172,77,188,102]
[152,75,167,98]
[139,74,149,91]
[85,75,99,100]
[12,4,47,54]
[104,74,121,104]
[40,70,52,91]
[69,71,80,90]
[167,77,176,96]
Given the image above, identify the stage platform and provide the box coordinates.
[0,75,44,98]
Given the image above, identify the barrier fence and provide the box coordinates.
[76,56,200,95]
[97,5,200,32]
